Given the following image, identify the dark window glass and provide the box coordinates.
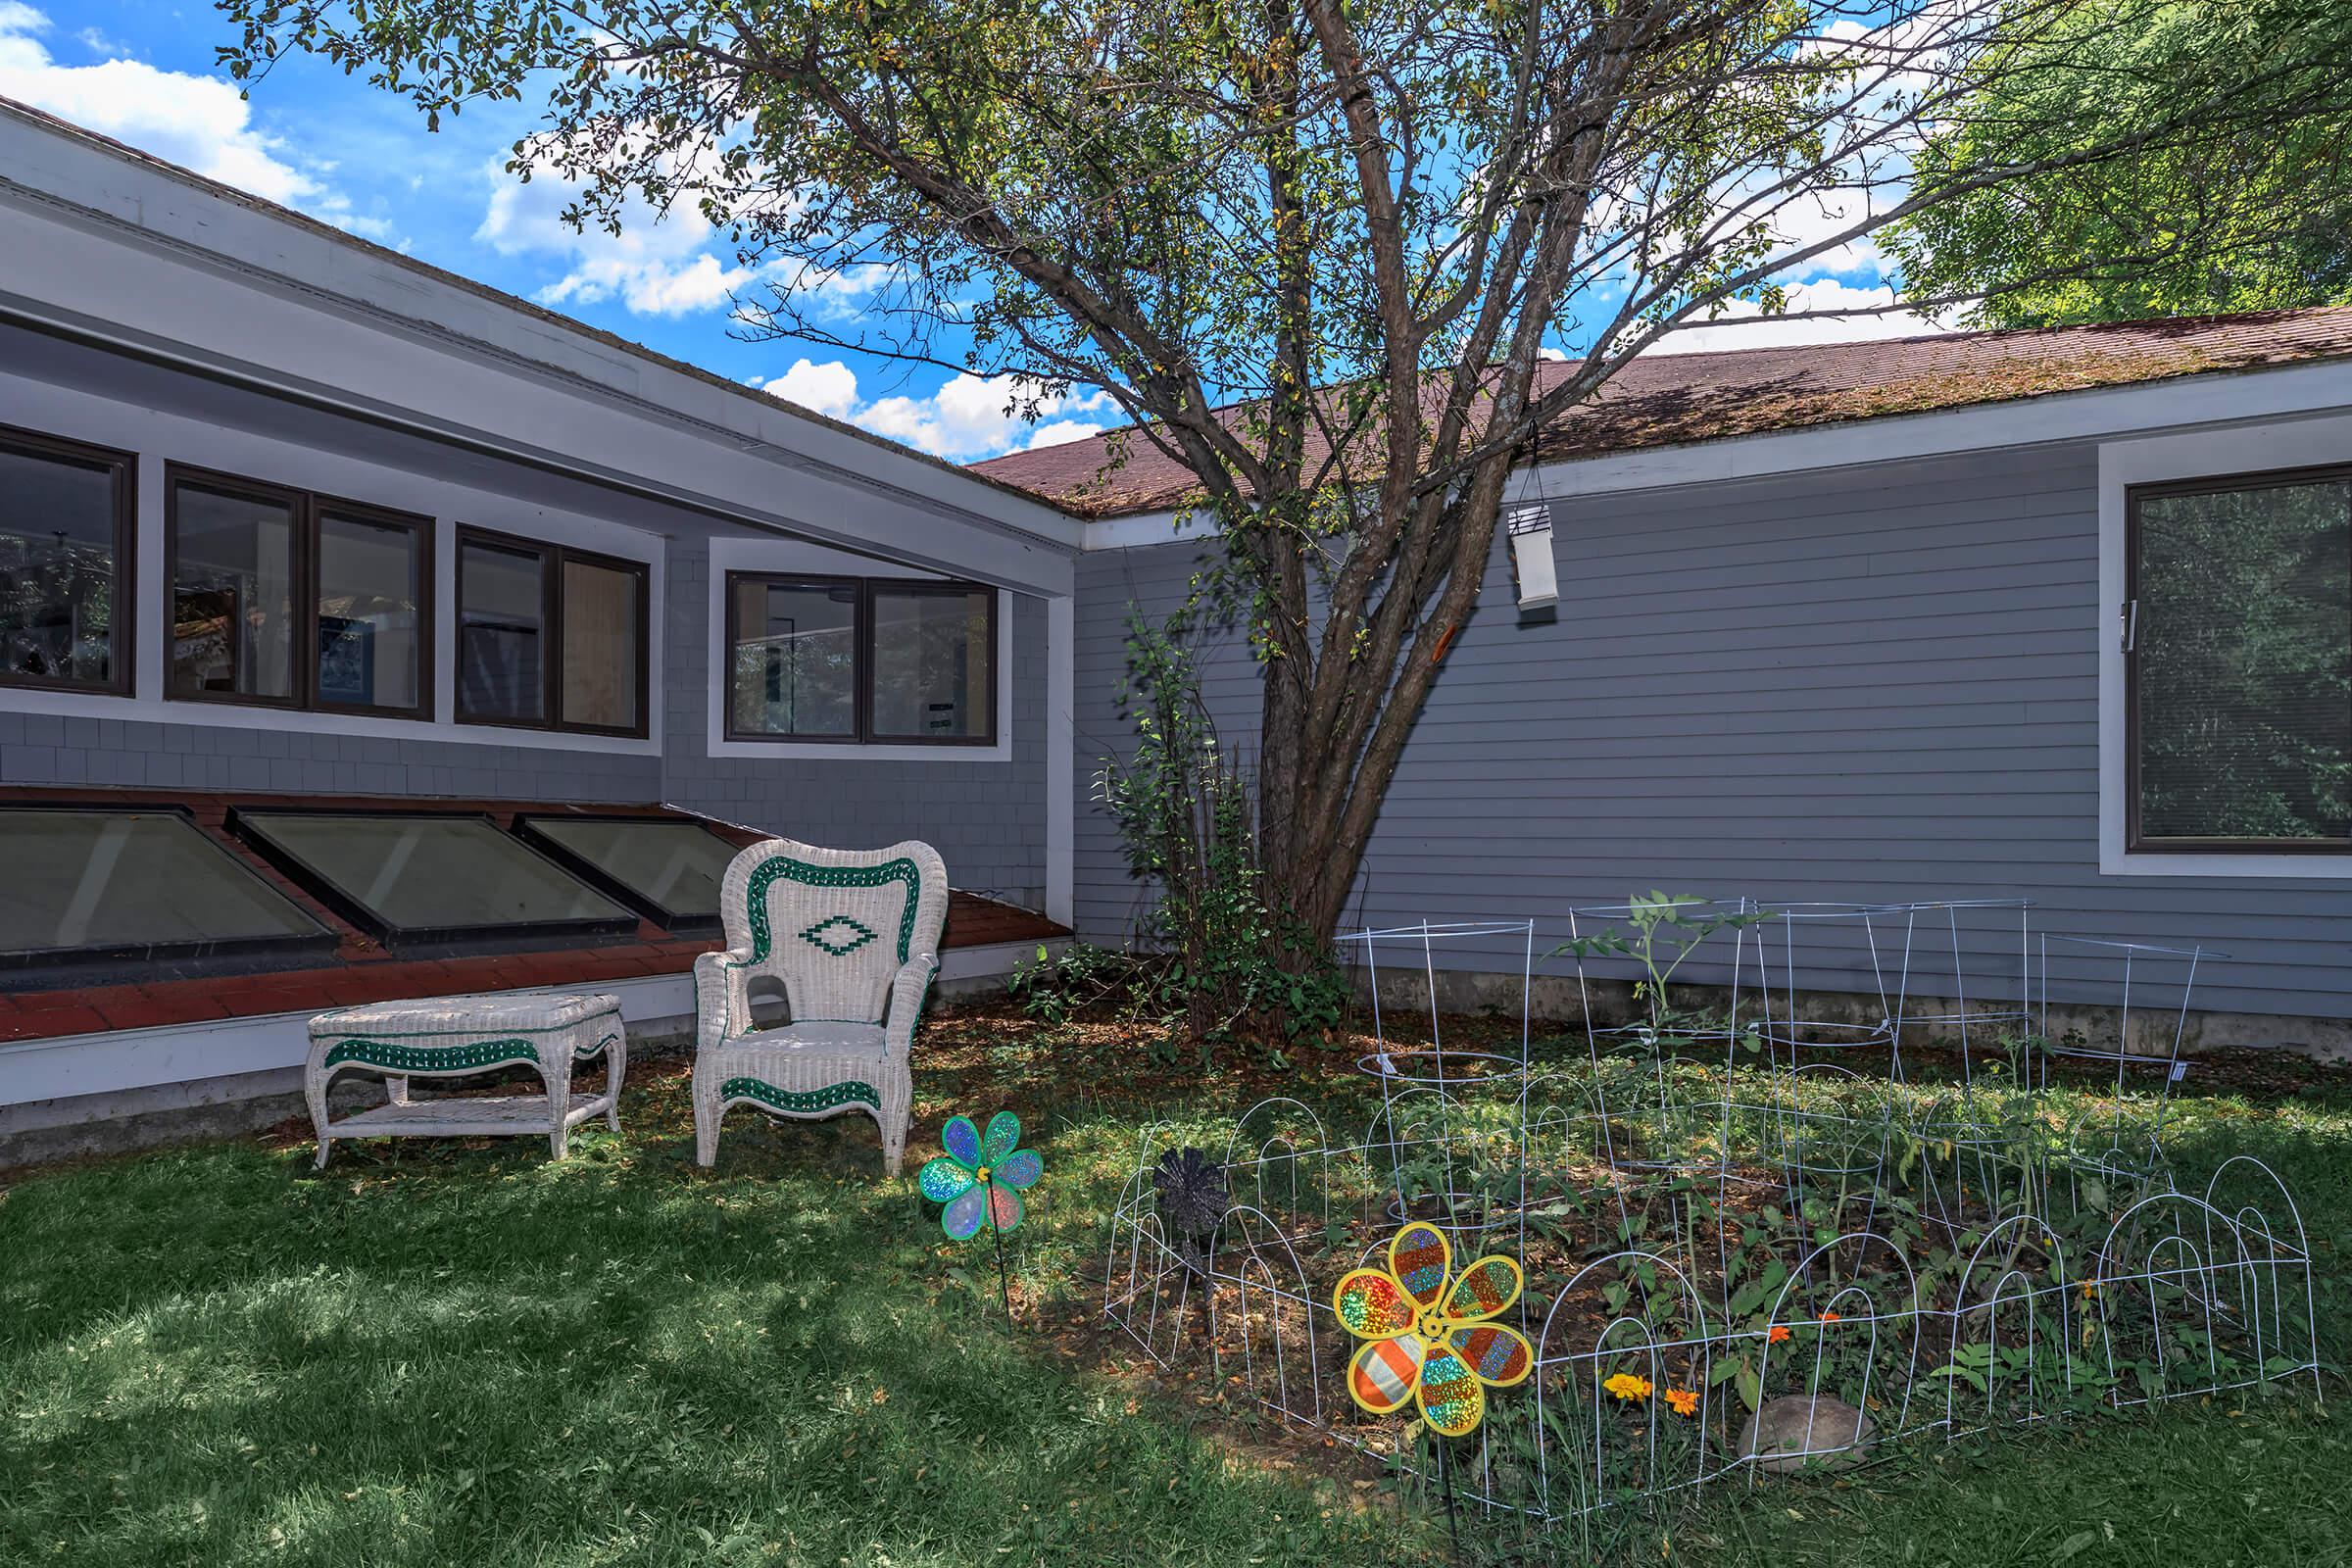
[2132,471,2352,847]
[172,480,299,702]
[0,432,131,692]
[871,585,994,740]
[317,509,426,712]
[562,557,641,732]
[166,470,434,717]
[457,531,649,736]
[723,573,994,744]
[729,577,858,738]
[458,537,547,723]
[518,816,736,928]
[235,810,635,944]
[0,808,327,961]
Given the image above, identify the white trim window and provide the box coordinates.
[705,535,1014,762]
[722,571,998,746]
[2101,421,2352,877]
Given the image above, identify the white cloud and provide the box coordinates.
[475,161,760,318]
[857,372,1120,461]
[758,361,1117,460]
[0,6,323,213]
[1647,277,1950,356]
[764,358,859,419]
[1025,420,1105,451]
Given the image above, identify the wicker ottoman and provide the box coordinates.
[306,992,627,1169]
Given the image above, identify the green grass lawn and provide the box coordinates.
[1,1004,2345,1567]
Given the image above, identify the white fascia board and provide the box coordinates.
[1507,358,2352,505]
[0,115,1080,594]
[1082,508,1214,550]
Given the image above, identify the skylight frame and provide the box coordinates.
[227,806,642,950]
[0,803,335,975]
[512,811,741,938]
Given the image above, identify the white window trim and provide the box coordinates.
[2098,412,2352,879]
[705,533,1014,762]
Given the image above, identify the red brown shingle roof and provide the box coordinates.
[970,308,2352,517]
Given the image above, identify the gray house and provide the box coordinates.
[977,316,2352,1057]
[4,97,2350,1156]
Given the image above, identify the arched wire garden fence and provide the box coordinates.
[1102,906,2319,1546]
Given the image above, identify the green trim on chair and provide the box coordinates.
[742,856,921,964]
[721,1077,881,1115]
[799,913,878,957]
[322,1032,620,1073]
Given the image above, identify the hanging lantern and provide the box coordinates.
[1506,502,1557,610]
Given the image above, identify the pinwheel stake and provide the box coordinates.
[920,1109,1043,1323]
[1333,1220,1530,1565]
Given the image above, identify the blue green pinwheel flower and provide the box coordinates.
[919,1110,1043,1239]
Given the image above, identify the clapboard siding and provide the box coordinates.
[1073,444,2352,1025]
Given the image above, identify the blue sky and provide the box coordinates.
[2,2,1935,465]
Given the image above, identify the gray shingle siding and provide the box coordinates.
[0,710,660,801]
[1072,445,2352,1023]
[659,538,1050,907]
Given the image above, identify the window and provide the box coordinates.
[515,814,739,934]
[0,426,134,694]
[457,527,649,737]
[870,583,996,741]
[232,809,638,947]
[0,807,330,968]
[166,466,431,716]
[724,572,996,745]
[2128,466,2352,850]
[728,576,858,739]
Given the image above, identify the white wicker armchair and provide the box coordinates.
[692,837,948,1174]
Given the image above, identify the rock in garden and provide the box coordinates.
[1738,1395,1876,1473]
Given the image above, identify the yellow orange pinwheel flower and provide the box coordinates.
[1332,1221,1533,1438]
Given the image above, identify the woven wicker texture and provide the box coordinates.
[692,838,947,1175]
[306,991,626,1167]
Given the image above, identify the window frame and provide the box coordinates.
[227,805,643,950]
[722,570,999,748]
[0,802,336,976]
[163,463,436,721]
[455,524,652,740]
[512,811,738,937]
[0,423,138,699]
[2124,461,2352,856]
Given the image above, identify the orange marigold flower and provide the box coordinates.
[1818,1311,1841,1324]
[1602,1372,1653,1402]
[1767,1325,1791,1344]
[1664,1387,1699,1417]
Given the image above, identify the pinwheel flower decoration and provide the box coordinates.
[1334,1221,1532,1438]
[919,1110,1043,1239]
[1151,1147,1231,1246]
